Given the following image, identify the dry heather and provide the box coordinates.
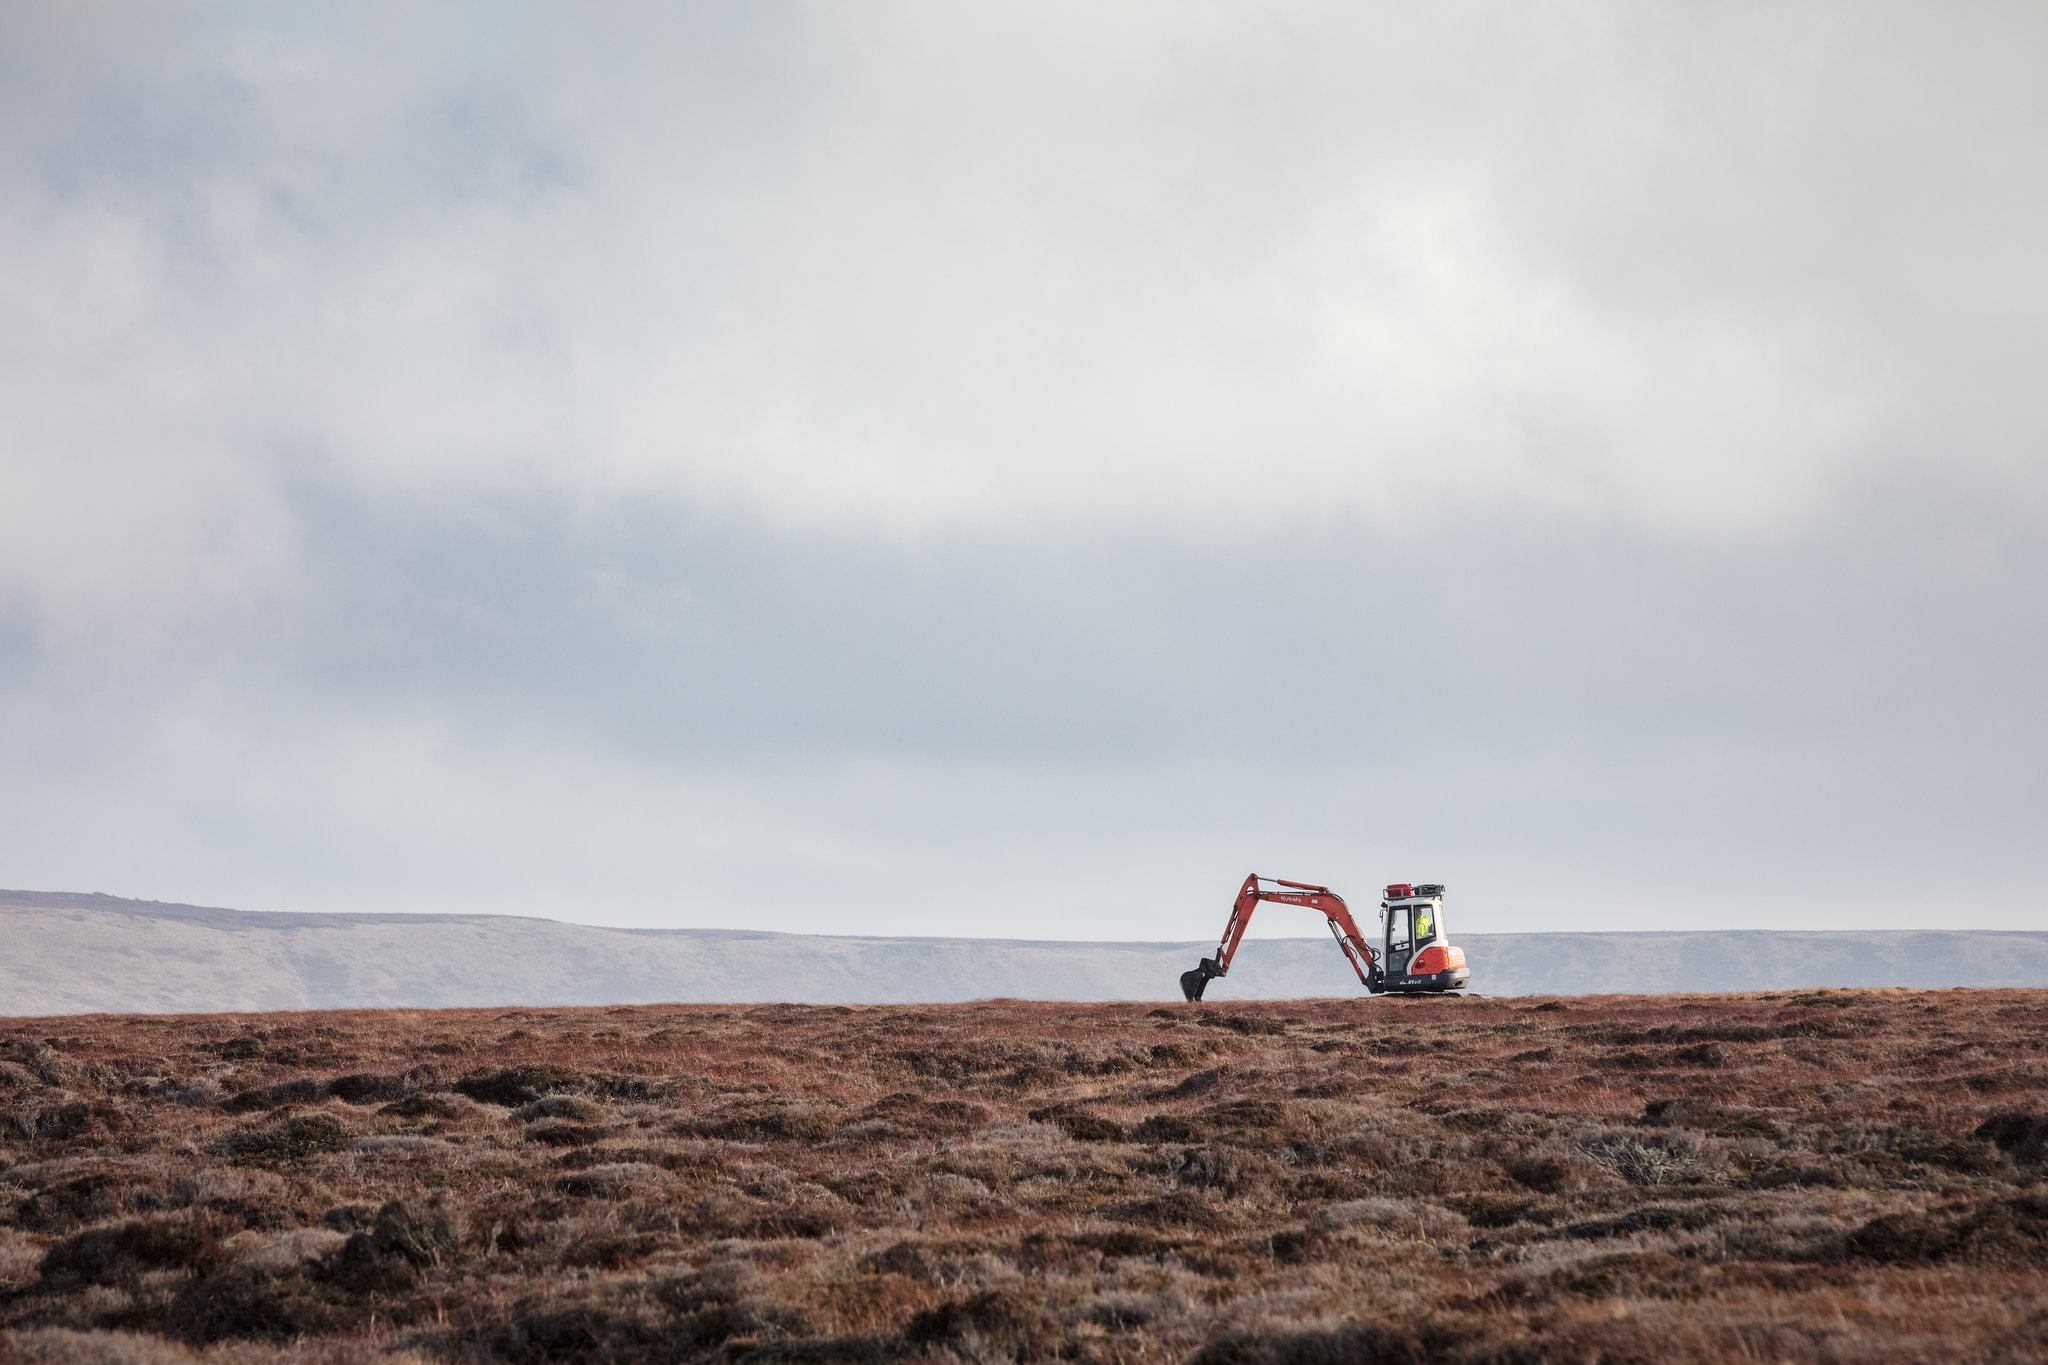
[1,990,2046,1363]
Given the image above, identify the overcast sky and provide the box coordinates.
[2,2,2043,939]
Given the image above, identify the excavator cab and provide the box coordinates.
[1378,883,1469,993]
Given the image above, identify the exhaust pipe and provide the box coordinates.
[1180,957,1223,1002]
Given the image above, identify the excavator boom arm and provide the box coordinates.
[1181,874,1382,1001]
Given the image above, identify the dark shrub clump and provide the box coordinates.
[214,1112,353,1161]
[326,1072,410,1104]
[1976,1111,2048,1165]
[1028,1105,1124,1141]
[381,1092,477,1121]
[856,1093,992,1138]
[905,1290,1057,1359]
[1134,1114,1201,1143]
[456,1064,584,1107]
[1842,1196,2048,1268]
[1190,1320,1445,1365]
[40,1211,235,1285]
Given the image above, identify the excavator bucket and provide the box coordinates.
[1180,958,1222,1002]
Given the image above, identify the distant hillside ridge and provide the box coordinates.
[5,889,2047,1015]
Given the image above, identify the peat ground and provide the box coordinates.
[1,989,2046,1363]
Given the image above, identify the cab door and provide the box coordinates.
[1384,904,1413,977]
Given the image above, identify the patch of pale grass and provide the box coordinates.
[226,1226,348,1274]
[351,1135,448,1155]
[1313,1197,1467,1240]
[0,1227,41,1283]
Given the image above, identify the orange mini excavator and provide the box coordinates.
[1179,874,1470,1000]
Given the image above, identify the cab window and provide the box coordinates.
[1387,908,1411,949]
[1414,908,1435,943]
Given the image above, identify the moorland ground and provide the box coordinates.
[1,990,2046,1363]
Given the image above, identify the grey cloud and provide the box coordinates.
[2,473,2039,933]
[5,4,2046,605]
[255,474,2040,764]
